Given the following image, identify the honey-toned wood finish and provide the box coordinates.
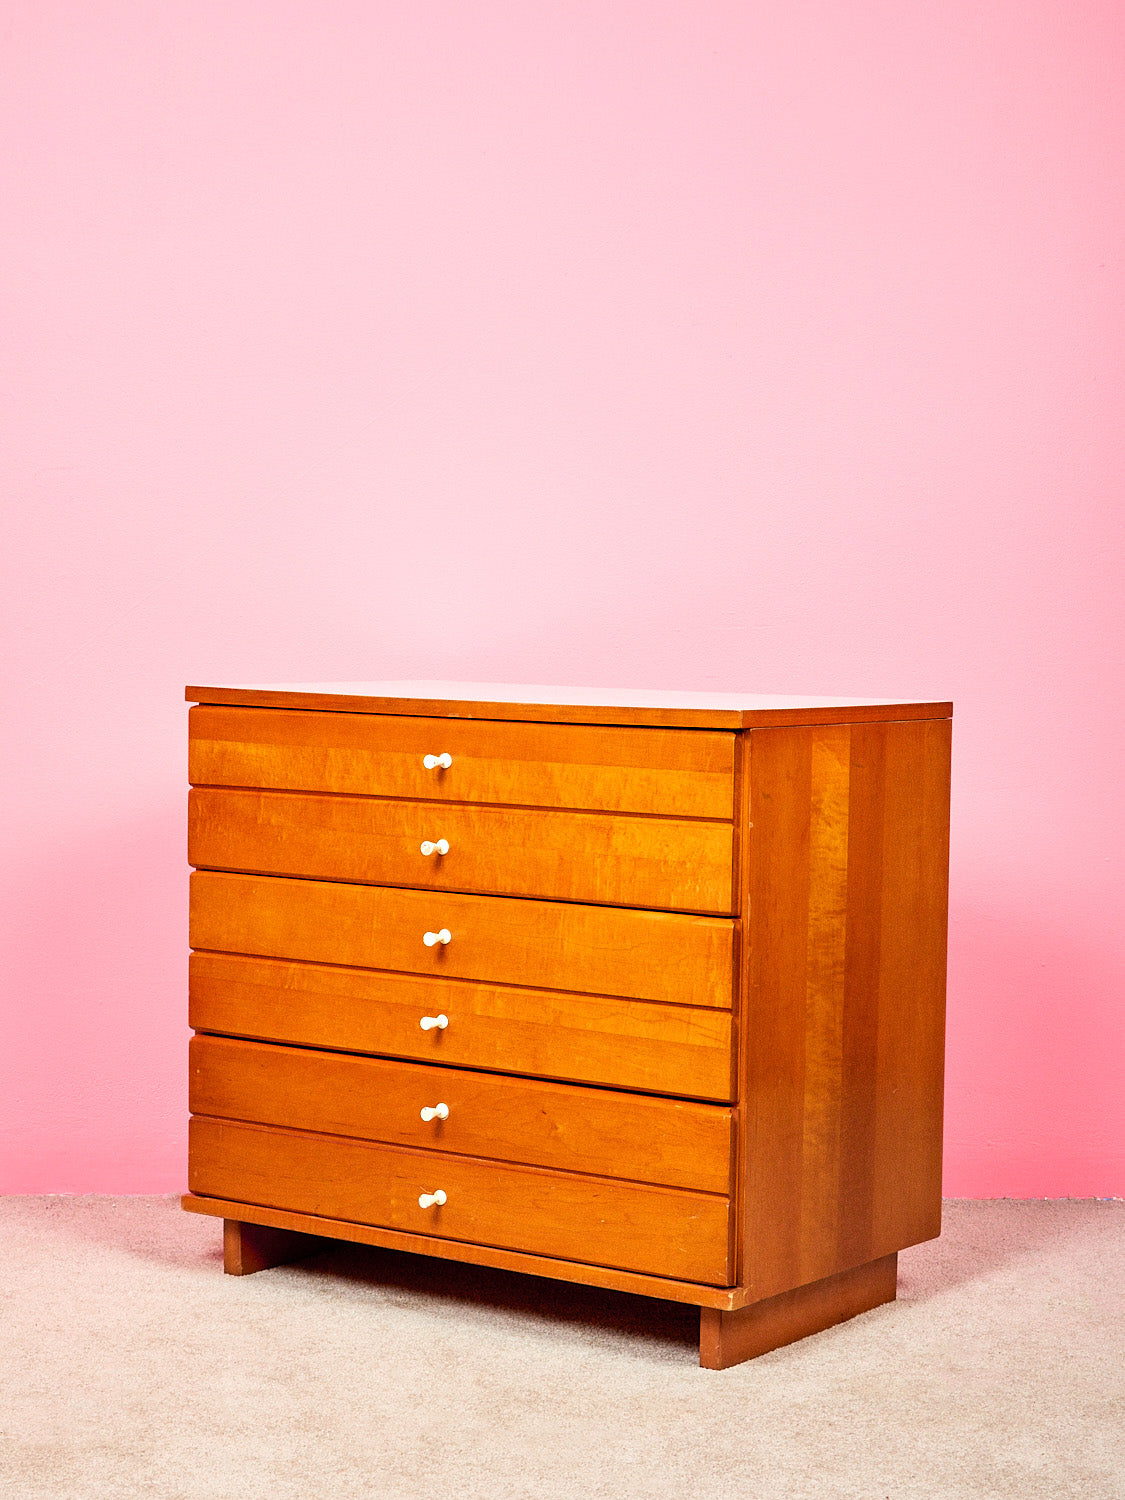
[223,1217,317,1275]
[190,953,735,1101]
[189,1118,733,1285]
[185,1194,747,1309]
[189,705,736,817]
[698,1254,898,1369]
[190,1035,733,1192]
[185,686,952,1366]
[740,719,951,1300]
[189,870,735,1008]
[188,685,953,731]
[188,787,736,915]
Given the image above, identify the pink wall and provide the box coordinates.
[2,2,1122,1196]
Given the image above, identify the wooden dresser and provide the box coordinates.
[182,682,951,1368]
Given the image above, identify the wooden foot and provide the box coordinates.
[699,1253,897,1369]
[223,1218,319,1276]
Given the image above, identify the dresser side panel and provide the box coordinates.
[866,718,950,1250]
[740,719,950,1300]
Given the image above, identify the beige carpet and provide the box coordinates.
[0,1197,1121,1499]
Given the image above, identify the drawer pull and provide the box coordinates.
[419,839,450,857]
[420,1103,450,1122]
[419,1013,449,1031]
[422,753,453,770]
[418,1190,447,1209]
[422,928,452,947]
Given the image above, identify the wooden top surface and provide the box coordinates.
[185,681,952,730]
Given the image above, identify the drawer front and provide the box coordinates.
[189,788,735,915]
[189,1117,733,1284]
[190,871,735,1008]
[190,1035,733,1193]
[189,706,735,819]
[190,954,735,1101]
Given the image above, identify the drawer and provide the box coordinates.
[189,706,735,819]
[190,954,735,1101]
[189,788,735,915]
[190,1035,733,1192]
[190,871,735,1008]
[188,1117,733,1284]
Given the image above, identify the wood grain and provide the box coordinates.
[189,705,736,817]
[190,952,735,1101]
[189,870,735,1008]
[188,1118,733,1285]
[864,718,951,1254]
[190,1034,734,1192]
[740,718,950,1300]
[222,1218,318,1275]
[188,786,736,915]
[187,687,953,730]
[184,1192,746,1309]
[698,1253,897,1369]
[183,690,951,1358]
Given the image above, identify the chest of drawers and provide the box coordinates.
[182,682,951,1368]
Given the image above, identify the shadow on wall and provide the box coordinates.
[0,798,187,1193]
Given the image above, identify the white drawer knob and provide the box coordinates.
[419,839,450,857]
[422,753,453,770]
[419,1013,448,1031]
[418,1190,447,1209]
[420,1103,450,1122]
[422,928,452,947]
